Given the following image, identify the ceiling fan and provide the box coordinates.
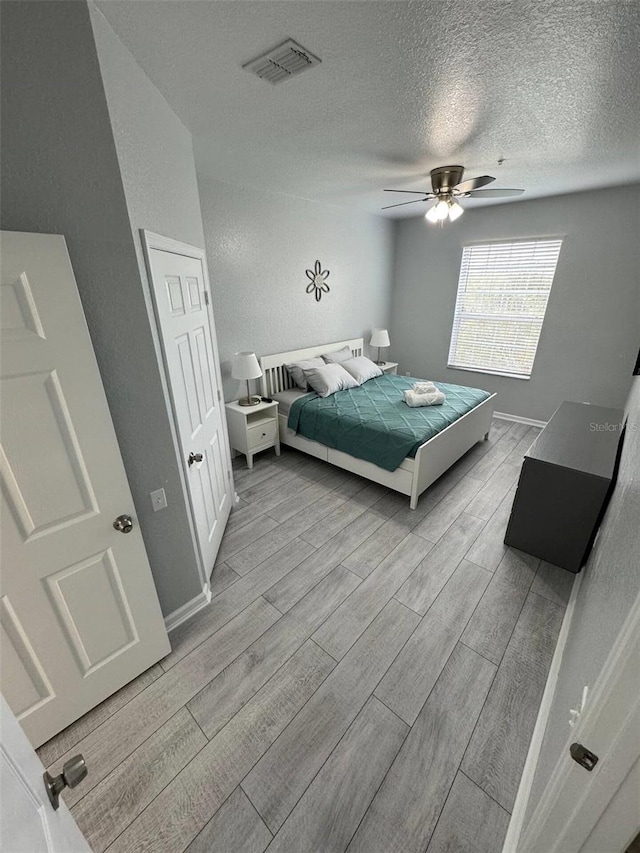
[383,165,524,223]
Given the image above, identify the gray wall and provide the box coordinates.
[524,372,640,827]
[391,185,640,421]
[1,0,202,617]
[90,5,210,613]
[198,177,395,400]
[90,4,205,253]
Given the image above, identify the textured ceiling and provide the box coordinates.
[95,0,640,217]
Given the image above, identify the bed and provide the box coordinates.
[260,338,496,509]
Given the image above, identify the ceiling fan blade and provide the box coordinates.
[465,188,525,198]
[384,189,434,195]
[381,198,429,209]
[454,175,495,193]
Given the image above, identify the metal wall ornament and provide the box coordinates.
[305,260,330,301]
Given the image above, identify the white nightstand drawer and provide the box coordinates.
[247,419,277,449]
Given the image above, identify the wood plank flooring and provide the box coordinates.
[38,418,573,853]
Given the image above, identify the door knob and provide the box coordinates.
[188,452,203,466]
[43,754,87,810]
[113,514,134,533]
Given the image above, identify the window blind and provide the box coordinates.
[448,239,563,379]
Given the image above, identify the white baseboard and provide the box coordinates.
[164,582,212,633]
[501,570,583,852]
[494,410,548,428]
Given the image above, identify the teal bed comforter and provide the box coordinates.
[287,374,491,472]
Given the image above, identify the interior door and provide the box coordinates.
[143,233,233,576]
[0,695,90,852]
[0,231,170,747]
[515,594,640,853]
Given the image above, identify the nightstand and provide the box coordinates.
[378,361,399,375]
[225,399,280,469]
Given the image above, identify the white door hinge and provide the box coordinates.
[217,389,222,402]
[204,291,209,305]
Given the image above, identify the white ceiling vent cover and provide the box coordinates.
[243,39,321,85]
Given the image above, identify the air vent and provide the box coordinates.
[243,38,321,85]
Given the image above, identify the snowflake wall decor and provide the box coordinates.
[305,260,330,302]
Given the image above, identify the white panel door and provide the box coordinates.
[143,234,233,576]
[0,695,90,852]
[0,232,170,747]
[514,596,640,853]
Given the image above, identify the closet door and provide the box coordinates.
[142,232,233,577]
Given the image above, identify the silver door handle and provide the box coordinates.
[43,754,87,810]
[113,514,134,533]
[188,452,203,466]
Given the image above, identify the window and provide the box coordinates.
[448,239,563,379]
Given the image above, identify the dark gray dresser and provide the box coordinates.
[504,401,624,572]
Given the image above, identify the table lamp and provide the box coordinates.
[370,329,390,365]
[232,351,263,406]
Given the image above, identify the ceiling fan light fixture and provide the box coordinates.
[448,200,464,221]
[383,164,523,216]
[426,198,459,224]
[434,199,450,221]
[425,204,440,223]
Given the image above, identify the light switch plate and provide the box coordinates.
[150,488,167,511]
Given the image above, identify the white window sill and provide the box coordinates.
[447,364,531,381]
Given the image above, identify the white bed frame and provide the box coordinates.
[260,338,496,510]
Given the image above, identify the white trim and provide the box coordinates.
[140,230,207,261]
[164,583,211,633]
[502,570,582,853]
[494,411,548,428]
[462,234,568,249]
[518,589,640,852]
[447,364,532,381]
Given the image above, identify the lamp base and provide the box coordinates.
[373,345,388,366]
[238,395,261,407]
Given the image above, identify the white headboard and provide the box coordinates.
[260,338,364,396]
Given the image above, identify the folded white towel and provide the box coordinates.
[413,381,436,394]
[403,388,445,407]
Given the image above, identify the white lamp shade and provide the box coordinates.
[448,201,464,221]
[369,329,390,348]
[232,351,262,380]
[425,204,440,223]
[434,200,449,221]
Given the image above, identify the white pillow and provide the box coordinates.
[302,363,359,397]
[340,356,383,384]
[321,346,352,364]
[284,356,325,390]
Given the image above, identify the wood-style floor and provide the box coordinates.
[38,418,573,853]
